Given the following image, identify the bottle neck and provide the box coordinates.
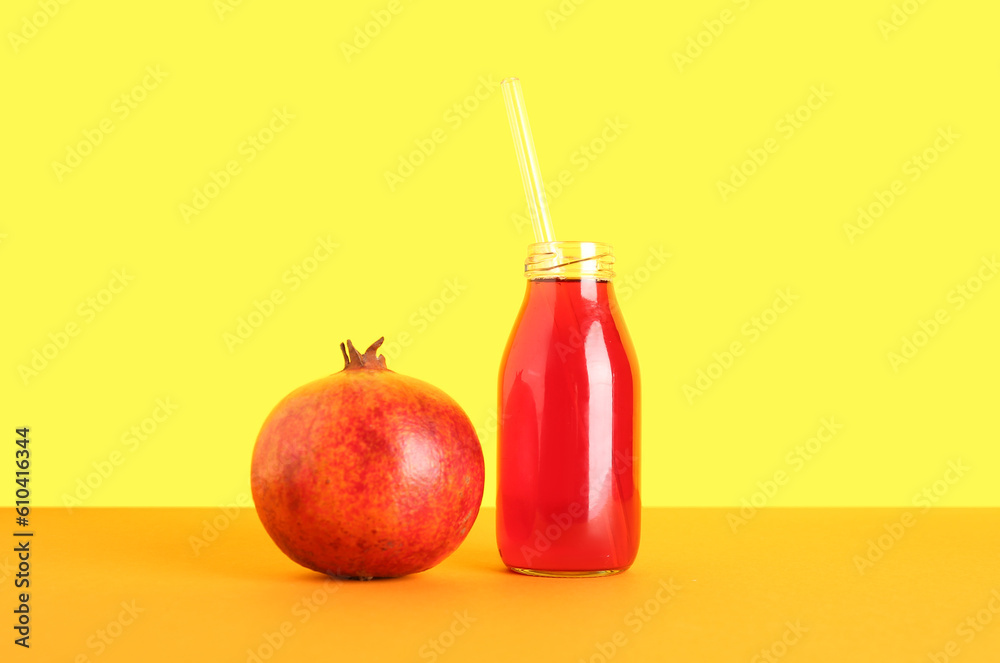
[524,241,615,281]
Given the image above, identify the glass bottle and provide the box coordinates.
[496,241,640,577]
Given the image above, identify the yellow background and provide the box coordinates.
[2,0,997,508]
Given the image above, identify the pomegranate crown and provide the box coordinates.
[340,337,388,370]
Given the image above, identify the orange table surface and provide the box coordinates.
[4,507,1000,662]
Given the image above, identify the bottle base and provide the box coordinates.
[508,566,627,578]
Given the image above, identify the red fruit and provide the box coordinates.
[251,337,485,579]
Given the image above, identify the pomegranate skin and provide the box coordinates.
[251,363,485,579]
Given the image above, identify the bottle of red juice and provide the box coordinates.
[497,241,640,577]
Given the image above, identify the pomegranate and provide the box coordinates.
[251,337,485,579]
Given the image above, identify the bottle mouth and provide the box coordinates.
[524,241,615,280]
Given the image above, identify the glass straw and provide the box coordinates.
[501,77,556,244]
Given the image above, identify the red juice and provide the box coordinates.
[496,276,640,576]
